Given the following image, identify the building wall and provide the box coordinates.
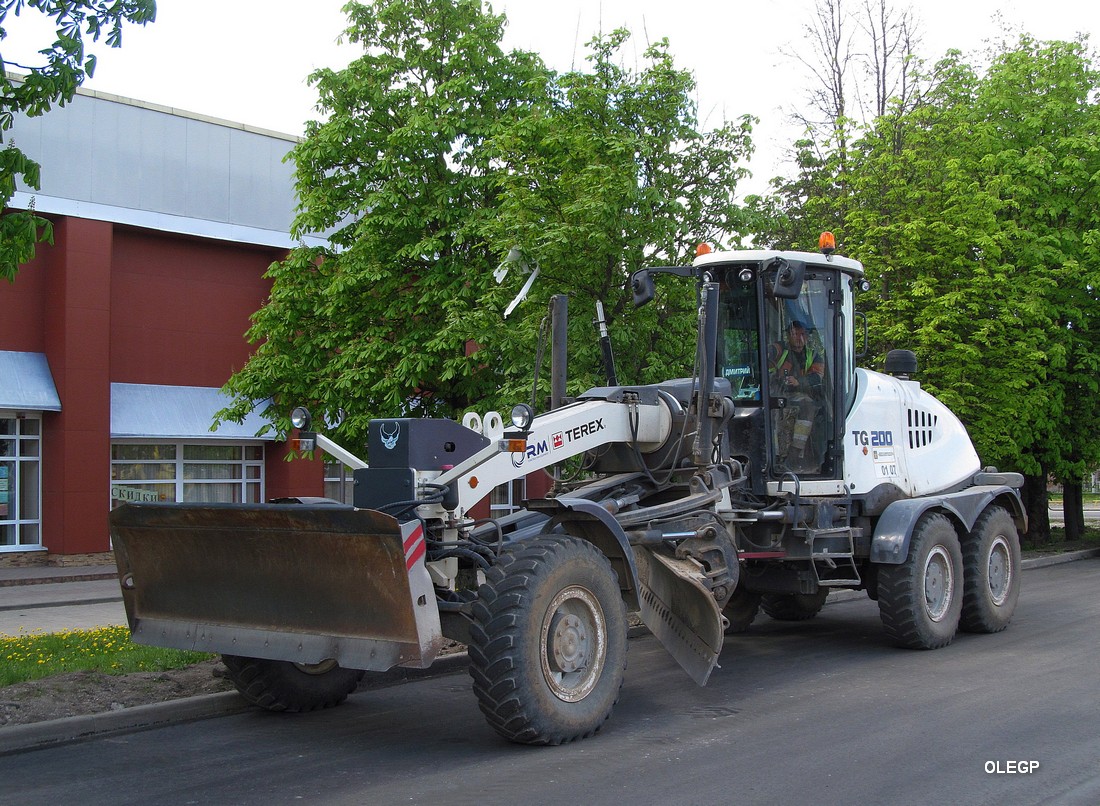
[0,222,52,352]
[40,218,113,558]
[0,215,321,561]
[109,228,274,387]
[0,89,327,562]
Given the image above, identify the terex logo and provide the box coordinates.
[564,418,605,443]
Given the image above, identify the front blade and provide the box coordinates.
[109,503,442,672]
[633,547,725,685]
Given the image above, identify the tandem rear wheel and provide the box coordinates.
[960,506,1021,633]
[875,505,1021,649]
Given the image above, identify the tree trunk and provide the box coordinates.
[1021,472,1050,545]
[1062,480,1084,542]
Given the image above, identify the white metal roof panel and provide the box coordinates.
[8,88,321,248]
[111,383,273,440]
[0,351,62,411]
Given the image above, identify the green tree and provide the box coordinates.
[0,0,156,281]
[971,37,1100,540]
[480,29,754,403]
[843,38,1100,541]
[221,1,754,447]
[222,0,548,441]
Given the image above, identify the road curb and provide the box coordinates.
[0,649,472,757]
[1018,547,1100,568]
[2,549,1097,755]
[0,692,252,756]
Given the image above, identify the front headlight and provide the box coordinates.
[290,407,312,431]
[510,403,534,431]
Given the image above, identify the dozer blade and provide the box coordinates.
[633,546,725,685]
[109,503,443,672]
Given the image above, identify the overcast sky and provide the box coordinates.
[7,0,1100,195]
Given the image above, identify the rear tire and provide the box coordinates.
[469,536,627,745]
[877,512,963,649]
[221,655,364,712]
[761,590,829,621]
[960,506,1021,633]
[723,588,761,634]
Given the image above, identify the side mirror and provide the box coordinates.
[631,270,655,307]
[769,258,805,299]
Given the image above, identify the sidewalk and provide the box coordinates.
[0,565,125,636]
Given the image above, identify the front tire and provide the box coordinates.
[469,536,627,745]
[221,655,364,712]
[960,506,1021,633]
[877,512,963,649]
[761,590,829,621]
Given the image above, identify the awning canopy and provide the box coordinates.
[0,351,62,411]
[111,383,274,440]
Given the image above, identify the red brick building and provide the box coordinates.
[1,87,537,566]
[0,89,324,565]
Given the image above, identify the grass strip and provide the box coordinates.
[0,625,213,687]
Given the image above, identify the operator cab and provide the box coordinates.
[694,245,864,491]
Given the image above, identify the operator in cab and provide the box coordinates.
[769,319,825,473]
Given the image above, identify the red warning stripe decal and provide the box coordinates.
[404,523,426,571]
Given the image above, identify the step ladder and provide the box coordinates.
[803,526,862,586]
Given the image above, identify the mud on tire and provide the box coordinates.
[469,536,627,745]
[222,655,364,712]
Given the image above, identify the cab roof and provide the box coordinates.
[693,249,864,278]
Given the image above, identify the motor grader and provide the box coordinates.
[109,238,1025,745]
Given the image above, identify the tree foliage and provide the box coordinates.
[222,0,754,447]
[761,27,1100,539]
[479,28,754,407]
[0,0,156,281]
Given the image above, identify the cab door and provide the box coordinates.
[760,268,844,479]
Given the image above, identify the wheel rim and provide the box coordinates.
[540,585,607,703]
[987,536,1012,606]
[293,659,339,675]
[923,545,955,622]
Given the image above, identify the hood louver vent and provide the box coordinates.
[908,408,938,449]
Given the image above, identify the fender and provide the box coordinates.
[530,496,726,685]
[871,485,1026,564]
[528,497,641,610]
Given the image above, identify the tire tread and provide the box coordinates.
[222,655,363,713]
[877,512,962,650]
[469,536,626,745]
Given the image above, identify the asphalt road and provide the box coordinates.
[4,559,1099,806]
